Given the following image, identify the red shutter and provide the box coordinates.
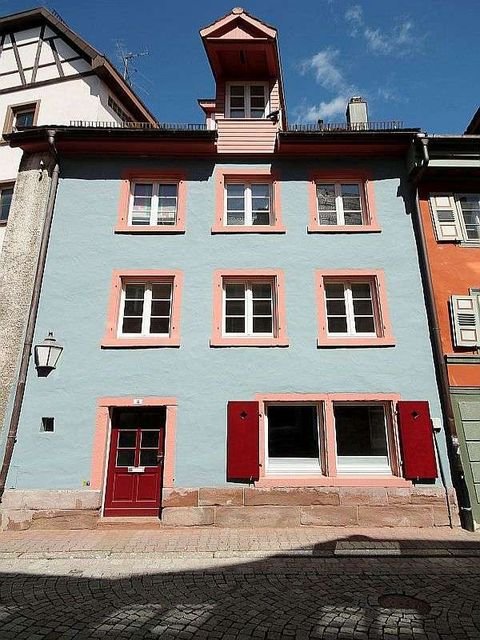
[397,401,438,480]
[227,401,260,482]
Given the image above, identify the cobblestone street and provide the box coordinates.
[1,528,480,640]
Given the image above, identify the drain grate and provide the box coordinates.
[378,594,431,615]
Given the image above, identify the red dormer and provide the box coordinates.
[200,7,286,153]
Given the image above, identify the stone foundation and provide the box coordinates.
[0,486,460,530]
[0,490,102,530]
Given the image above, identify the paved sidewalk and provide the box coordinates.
[1,553,480,638]
[1,529,480,638]
[0,526,479,558]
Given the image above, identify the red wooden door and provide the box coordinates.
[104,407,166,517]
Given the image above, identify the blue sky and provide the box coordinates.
[3,0,479,133]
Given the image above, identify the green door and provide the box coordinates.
[452,393,480,527]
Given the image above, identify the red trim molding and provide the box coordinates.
[115,170,187,234]
[307,170,380,233]
[210,268,289,347]
[212,167,286,234]
[91,396,178,496]
[315,269,395,347]
[101,269,183,348]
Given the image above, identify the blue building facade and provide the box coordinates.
[0,8,457,529]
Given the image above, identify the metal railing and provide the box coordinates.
[69,120,207,131]
[286,121,404,132]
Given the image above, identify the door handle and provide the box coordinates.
[157,455,164,464]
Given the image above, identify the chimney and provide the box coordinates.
[346,97,368,129]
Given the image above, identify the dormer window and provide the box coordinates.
[227,83,268,118]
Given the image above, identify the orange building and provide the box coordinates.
[411,131,480,529]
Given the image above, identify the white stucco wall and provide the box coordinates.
[0,75,126,182]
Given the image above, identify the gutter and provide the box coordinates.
[409,133,474,531]
[0,130,60,502]
[6,126,217,147]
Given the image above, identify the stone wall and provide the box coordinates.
[0,152,55,437]
[0,486,460,530]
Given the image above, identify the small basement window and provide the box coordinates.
[41,417,54,432]
[266,404,323,475]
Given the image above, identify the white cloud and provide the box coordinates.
[299,48,347,92]
[364,27,390,54]
[345,4,363,35]
[295,95,349,122]
[345,4,420,56]
[297,49,357,123]
[375,86,406,104]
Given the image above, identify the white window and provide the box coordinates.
[225,182,271,226]
[450,294,480,347]
[334,403,391,474]
[223,280,273,336]
[129,182,178,226]
[430,193,480,242]
[324,281,376,336]
[119,281,172,337]
[266,404,324,475]
[316,182,365,226]
[227,84,268,118]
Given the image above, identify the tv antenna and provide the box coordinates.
[116,42,149,86]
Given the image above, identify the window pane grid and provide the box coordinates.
[457,195,480,240]
[341,184,362,225]
[149,283,172,334]
[122,284,145,334]
[116,430,137,467]
[130,182,178,226]
[224,280,274,336]
[325,281,376,336]
[316,183,337,225]
[226,183,246,225]
[230,85,245,118]
[131,183,152,225]
[120,281,172,337]
[316,182,364,226]
[225,182,271,226]
[229,84,266,118]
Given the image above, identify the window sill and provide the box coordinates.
[459,241,480,248]
[317,336,395,348]
[224,117,270,122]
[255,476,411,487]
[210,336,289,347]
[211,225,286,234]
[308,224,381,234]
[101,337,181,348]
[114,225,185,234]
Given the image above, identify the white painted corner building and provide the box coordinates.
[0,6,156,249]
